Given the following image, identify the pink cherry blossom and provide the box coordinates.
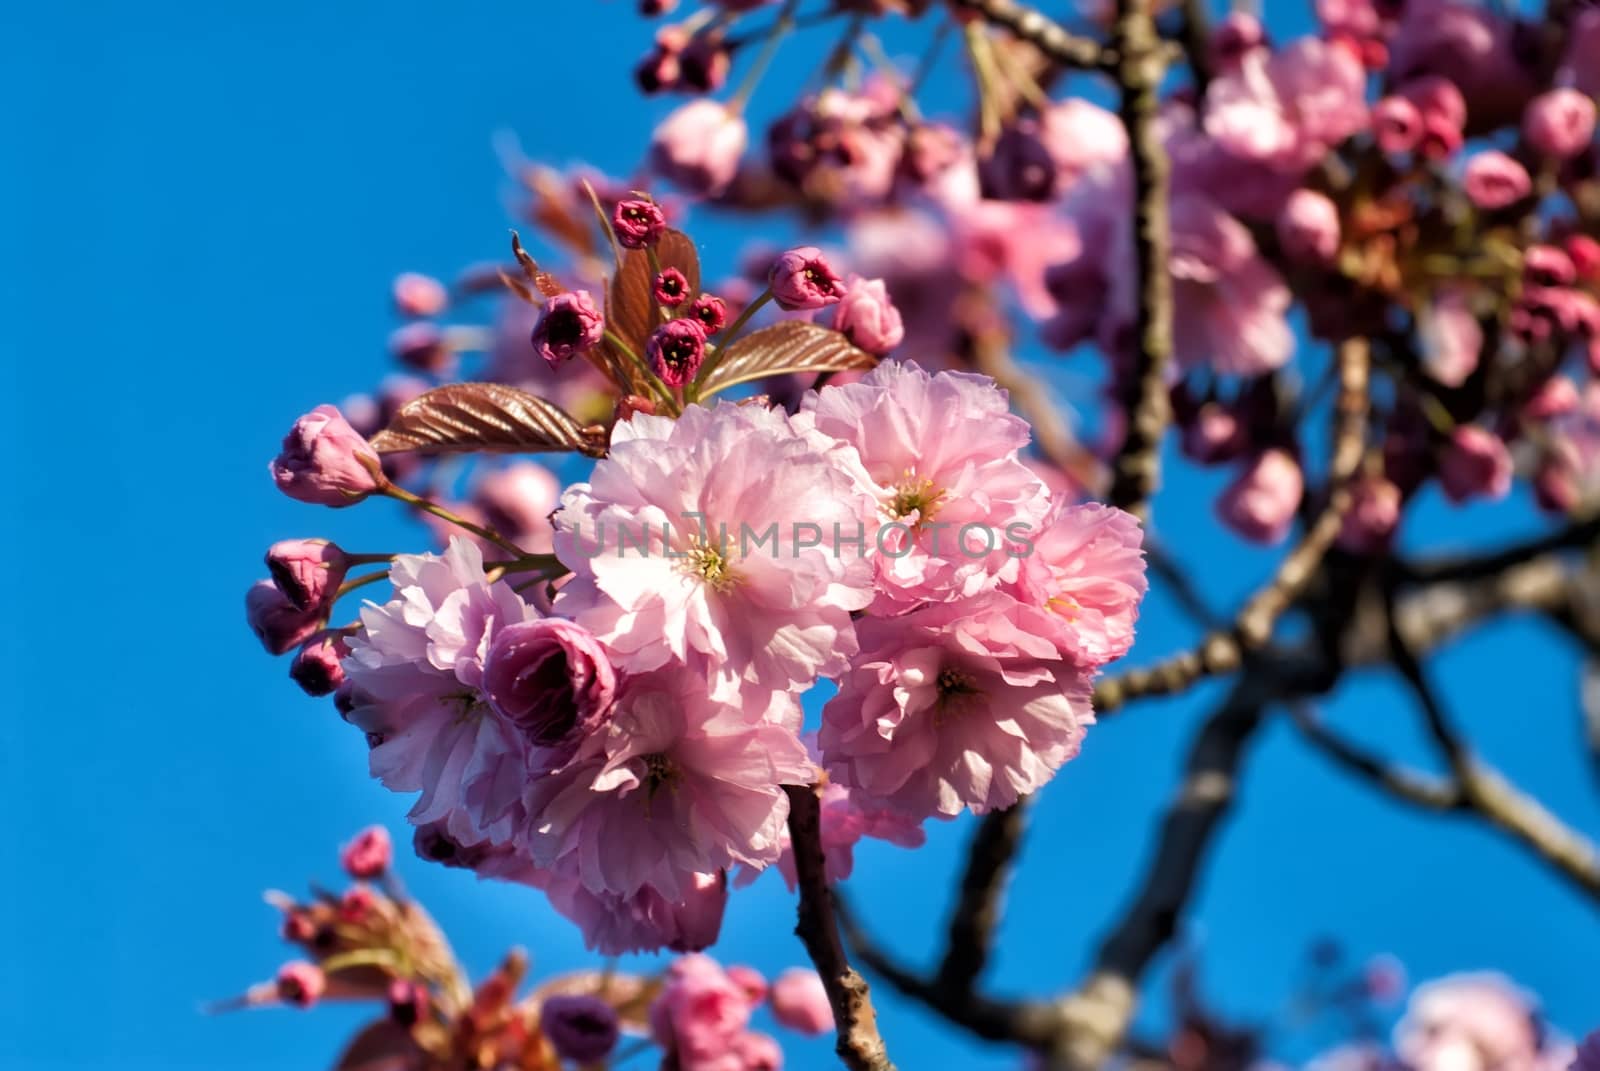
[1523,89,1597,160]
[1439,425,1513,503]
[612,198,667,249]
[266,539,348,611]
[651,100,747,197]
[543,868,730,956]
[1337,475,1403,555]
[819,592,1095,819]
[1166,194,1294,376]
[1010,500,1148,667]
[646,317,708,386]
[798,360,1050,610]
[649,955,755,1071]
[340,825,393,879]
[769,968,832,1035]
[246,581,323,655]
[1462,151,1532,210]
[1203,37,1367,173]
[531,290,604,367]
[482,618,617,770]
[1418,288,1483,388]
[472,461,560,555]
[1277,189,1342,266]
[1389,1,1536,131]
[1394,973,1542,1071]
[553,400,872,707]
[831,274,904,355]
[269,404,384,507]
[290,632,347,696]
[1217,449,1304,544]
[768,246,846,310]
[392,272,448,318]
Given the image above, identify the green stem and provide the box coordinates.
[605,328,676,410]
[698,288,773,388]
[727,0,800,115]
[382,484,524,555]
[335,571,390,600]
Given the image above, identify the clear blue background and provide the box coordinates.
[3,2,1596,1068]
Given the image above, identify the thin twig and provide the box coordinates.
[936,798,1033,994]
[946,0,1109,70]
[1290,703,1463,810]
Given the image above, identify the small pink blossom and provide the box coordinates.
[392,272,448,318]
[1439,425,1513,503]
[646,316,707,386]
[612,198,667,249]
[269,405,384,507]
[651,100,748,197]
[649,955,755,1071]
[654,267,690,308]
[1182,402,1248,465]
[1395,973,1542,1071]
[1010,500,1148,667]
[1372,95,1424,155]
[819,592,1095,819]
[290,632,348,697]
[532,290,604,367]
[1037,100,1128,193]
[341,825,393,879]
[1402,76,1468,135]
[1203,37,1367,172]
[769,246,846,310]
[1525,376,1580,421]
[1337,475,1403,555]
[1208,12,1267,72]
[727,966,768,1004]
[690,293,728,334]
[1166,194,1294,375]
[1277,189,1342,265]
[1217,449,1304,544]
[266,539,348,611]
[769,968,832,1036]
[831,274,904,355]
[1418,288,1482,388]
[482,618,617,770]
[275,961,326,1008]
[1523,88,1597,161]
[246,581,323,655]
[1462,151,1532,211]
[472,461,560,555]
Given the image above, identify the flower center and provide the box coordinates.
[680,535,742,593]
[642,752,679,802]
[883,470,945,526]
[934,666,980,724]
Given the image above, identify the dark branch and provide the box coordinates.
[936,797,1033,994]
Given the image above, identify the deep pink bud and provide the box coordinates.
[541,994,621,1064]
[532,290,604,367]
[341,825,393,879]
[1373,96,1424,155]
[689,293,728,334]
[654,268,690,308]
[679,35,731,93]
[1402,76,1466,134]
[1524,88,1597,160]
[646,317,708,386]
[339,884,377,922]
[769,246,846,310]
[731,1032,783,1071]
[769,968,833,1035]
[276,961,326,1008]
[830,274,904,354]
[388,323,453,374]
[1439,425,1513,503]
[1276,189,1342,266]
[392,272,449,317]
[1417,112,1464,160]
[1524,245,1577,287]
[613,199,667,249]
[1209,11,1266,71]
[1525,375,1580,420]
[1568,235,1600,281]
[482,618,617,767]
[266,539,349,610]
[290,632,348,697]
[1462,151,1532,210]
[388,979,430,1027]
[246,581,322,656]
[1337,475,1402,555]
[726,966,768,1005]
[650,101,748,197]
[1217,449,1304,544]
[270,405,384,508]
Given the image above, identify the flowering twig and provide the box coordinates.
[783,784,897,1071]
[945,0,1108,70]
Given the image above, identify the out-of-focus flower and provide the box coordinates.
[1439,425,1513,503]
[541,994,620,1064]
[1277,188,1342,265]
[1523,89,1597,161]
[275,961,326,1008]
[649,955,754,1071]
[1217,448,1304,544]
[392,272,448,318]
[769,968,832,1035]
[1372,95,1424,155]
[1462,151,1532,210]
[1417,288,1482,388]
[830,274,904,355]
[1203,37,1367,173]
[1394,972,1542,1071]
[341,825,393,879]
[1337,475,1403,554]
[1388,0,1536,130]
[270,405,384,507]
[651,101,747,197]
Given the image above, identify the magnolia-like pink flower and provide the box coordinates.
[769,246,846,310]
[1524,89,1597,160]
[1418,288,1482,388]
[646,317,707,386]
[341,825,393,878]
[246,581,323,655]
[290,631,347,696]
[270,405,384,507]
[1217,449,1304,544]
[1337,475,1403,554]
[1166,194,1294,375]
[651,100,748,197]
[482,618,616,770]
[275,961,326,1008]
[613,198,667,249]
[799,360,1050,609]
[819,592,1095,819]
[553,401,872,707]
[541,995,620,1064]
[831,274,904,355]
[1010,501,1148,668]
[341,539,540,846]
[266,539,348,611]
[1277,189,1341,265]
[522,667,812,897]
[532,290,604,367]
[1440,425,1513,503]
[650,955,754,1071]
[1462,151,1532,210]
[769,968,832,1035]
[1395,973,1542,1071]
[392,272,448,318]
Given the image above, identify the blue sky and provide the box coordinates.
[3,2,1596,1068]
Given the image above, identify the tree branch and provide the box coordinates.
[1290,703,1463,810]
[946,0,1108,70]
[936,797,1033,994]
[784,784,896,1071]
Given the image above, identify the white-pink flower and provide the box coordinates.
[1395,973,1544,1071]
[798,361,1050,610]
[552,401,873,710]
[1165,194,1295,375]
[1204,37,1368,172]
[819,592,1095,819]
[341,539,540,847]
[522,667,814,898]
[1011,501,1147,668]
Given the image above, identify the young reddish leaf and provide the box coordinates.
[369,382,608,457]
[528,170,598,259]
[509,232,564,299]
[699,320,878,396]
[604,229,703,360]
[497,268,537,306]
[330,1019,422,1071]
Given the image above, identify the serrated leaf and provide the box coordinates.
[369,383,607,457]
[699,320,878,396]
[604,229,702,362]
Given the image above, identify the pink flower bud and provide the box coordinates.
[1209,11,1266,71]
[679,35,731,93]
[1337,475,1402,555]
[650,100,748,197]
[689,293,728,334]
[1439,425,1513,503]
[388,979,430,1027]
[275,961,326,1008]
[831,274,904,355]
[483,619,617,767]
[388,323,453,374]
[1373,96,1424,155]
[1418,112,1464,161]
[654,267,690,308]
[1181,403,1247,465]
[769,246,845,310]
[290,632,347,697]
[1525,375,1579,420]
[731,1032,783,1071]
[341,825,393,879]
[1523,88,1597,160]
[1277,189,1342,265]
[726,965,768,1004]
[270,405,384,508]
[650,955,753,1066]
[1402,76,1467,134]
[1462,151,1532,210]
[266,539,349,610]
[532,290,604,367]
[1217,449,1304,544]
[1524,245,1577,287]
[339,884,377,922]
[246,581,322,655]
[613,199,667,249]
[769,968,833,1035]
[646,317,708,386]
[541,994,621,1064]
[391,272,448,318]
[1568,235,1600,280]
